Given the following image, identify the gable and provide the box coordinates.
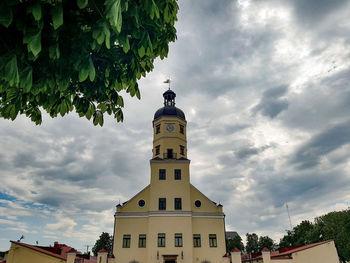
[118,185,150,213]
[190,184,223,213]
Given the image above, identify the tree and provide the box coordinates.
[226,234,244,252]
[258,235,275,251]
[279,220,315,247]
[92,232,113,256]
[0,0,178,126]
[245,233,259,254]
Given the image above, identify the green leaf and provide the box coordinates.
[20,67,33,93]
[138,46,145,58]
[32,2,42,21]
[28,31,42,57]
[122,36,130,53]
[88,57,96,81]
[79,68,89,82]
[0,4,13,28]
[117,96,124,107]
[77,0,88,9]
[51,4,63,30]
[105,0,122,32]
[4,55,19,86]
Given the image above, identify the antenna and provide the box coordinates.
[286,203,293,230]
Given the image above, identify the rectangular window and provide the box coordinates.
[156,124,160,134]
[155,145,160,156]
[174,198,182,210]
[179,125,184,134]
[159,169,166,180]
[180,145,185,156]
[123,234,131,248]
[138,234,146,248]
[209,234,217,247]
[175,233,183,247]
[174,169,181,180]
[159,198,166,210]
[193,234,201,247]
[158,233,165,247]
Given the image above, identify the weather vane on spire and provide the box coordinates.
[163,78,171,90]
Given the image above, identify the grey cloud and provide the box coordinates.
[252,86,289,118]
[291,121,350,169]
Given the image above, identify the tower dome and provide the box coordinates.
[153,89,186,121]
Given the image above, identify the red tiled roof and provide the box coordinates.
[10,241,67,260]
[273,240,332,258]
[262,247,270,252]
[231,247,241,252]
[67,248,78,253]
[98,248,108,253]
[223,253,231,257]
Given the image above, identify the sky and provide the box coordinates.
[1,0,350,252]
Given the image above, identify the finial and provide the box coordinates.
[163,78,171,90]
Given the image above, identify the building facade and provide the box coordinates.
[113,90,227,263]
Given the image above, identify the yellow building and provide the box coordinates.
[232,240,339,263]
[113,90,227,263]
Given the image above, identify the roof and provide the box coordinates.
[10,241,66,260]
[154,106,186,121]
[98,248,108,253]
[272,240,332,258]
[231,247,241,253]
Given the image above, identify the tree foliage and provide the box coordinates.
[245,233,259,254]
[226,234,244,252]
[258,235,275,252]
[92,232,113,256]
[0,0,178,126]
[279,209,350,263]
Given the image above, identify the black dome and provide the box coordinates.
[154,106,186,121]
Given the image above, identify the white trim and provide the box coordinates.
[115,211,224,219]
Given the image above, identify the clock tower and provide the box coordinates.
[112,89,227,263]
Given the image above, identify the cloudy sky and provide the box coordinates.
[1,0,350,252]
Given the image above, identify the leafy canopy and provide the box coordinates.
[92,232,113,256]
[0,0,178,126]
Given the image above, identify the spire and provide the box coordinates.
[163,89,176,107]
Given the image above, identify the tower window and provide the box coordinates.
[180,125,184,134]
[138,234,146,248]
[158,233,166,247]
[159,198,166,210]
[159,169,166,180]
[123,234,131,248]
[174,169,181,180]
[155,145,160,156]
[175,233,183,247]
[167,148,174,159]
[193,234,201,247]
[209,234,217,247]
[174,198,182,210]
[156,124,160,134]
[180,145,185,156]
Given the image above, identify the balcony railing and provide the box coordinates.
[163,153,177,159]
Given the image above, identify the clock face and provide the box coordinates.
[166,124,175,132]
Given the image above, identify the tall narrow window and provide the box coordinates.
[159,198,166,210]
[138,234,146,248]
[155,145,160,156]
[179,125,184,134]
[174,169,181,180]
[156,124,160,134]
[158,233,165,247]
[159,169,166,180]
[174,198,182,210]
[167,148,173,158]
[175,233,183,247]
[123,234,131,248]
[180,145,185,156]
[193,234,201,247]
[209,234,217,247]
